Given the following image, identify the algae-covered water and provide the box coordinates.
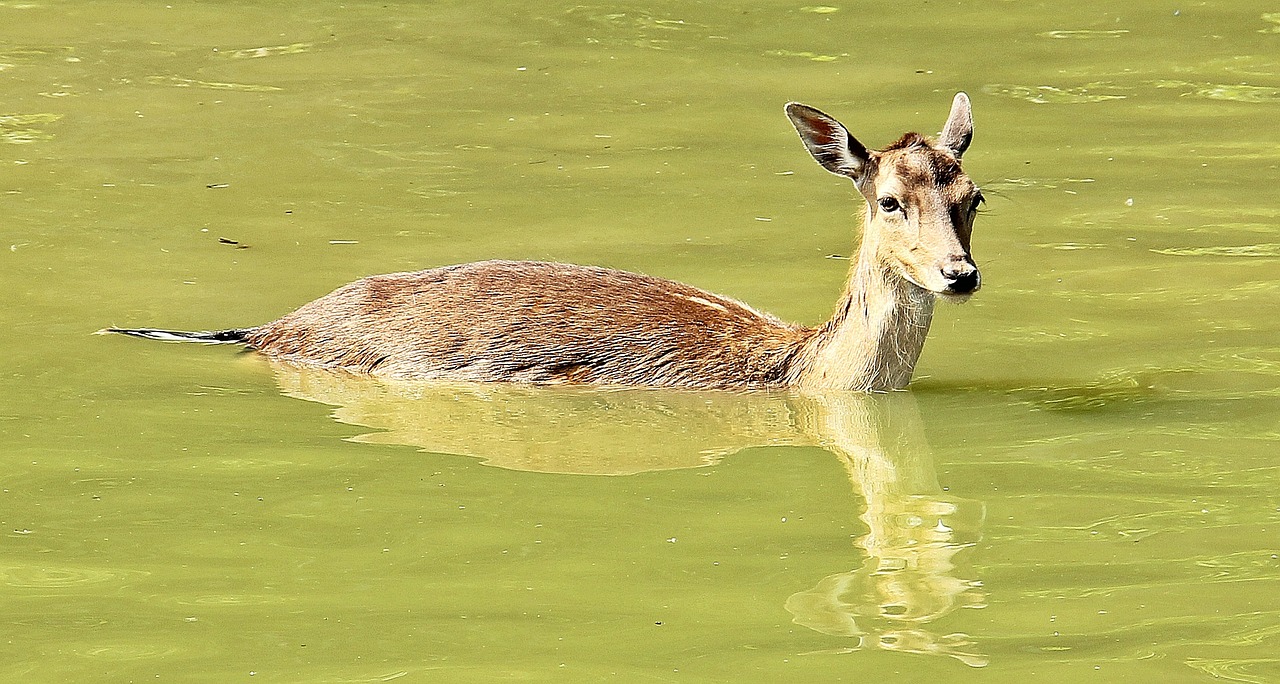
[2,2,1278,682]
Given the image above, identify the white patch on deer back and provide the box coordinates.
[680,295,729,312]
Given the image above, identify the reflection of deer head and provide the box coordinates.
[785,394,987,667]
[270,362,985,665]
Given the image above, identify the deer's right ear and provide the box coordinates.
[785,103,871,182]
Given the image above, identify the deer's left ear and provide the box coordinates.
[940,92,973,159]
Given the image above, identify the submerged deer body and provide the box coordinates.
[107,94,984,392]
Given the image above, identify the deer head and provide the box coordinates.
[786,93,983,299]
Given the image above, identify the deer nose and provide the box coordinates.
[941,262,981,294]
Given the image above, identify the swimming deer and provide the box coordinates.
[105,93,983,392]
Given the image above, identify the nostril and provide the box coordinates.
[942,265,980,294]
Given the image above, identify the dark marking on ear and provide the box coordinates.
[785,102,871,181]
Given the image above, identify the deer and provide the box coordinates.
[104,93,984,392]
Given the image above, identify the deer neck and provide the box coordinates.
[794,228,937,392]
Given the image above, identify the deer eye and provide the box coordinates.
[877,197,901,213]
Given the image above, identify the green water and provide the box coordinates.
[3,1,1278,681]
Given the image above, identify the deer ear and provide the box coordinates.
[785,103,870,181]
[940,92,973,158]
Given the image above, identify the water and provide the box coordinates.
[2,1,1278,681]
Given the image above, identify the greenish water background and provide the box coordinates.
[2,1,1278,682]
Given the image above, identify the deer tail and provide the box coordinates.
[97,327,252,344]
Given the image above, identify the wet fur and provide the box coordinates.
[243,260,811,388]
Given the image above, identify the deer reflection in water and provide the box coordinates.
[270,362,987,666]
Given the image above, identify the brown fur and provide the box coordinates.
[244,261,811,389]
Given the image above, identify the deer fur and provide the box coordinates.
[106,93,983,392]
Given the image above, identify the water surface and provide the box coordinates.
[2,1,1278,682]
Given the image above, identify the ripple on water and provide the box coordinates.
[0,564,149,589]
[985,78,1280,106]
[981,83,1126,104]
[141,75,282,92]
[210,457,299,469]
[0,112,62,144]
[1012,355,1280,412]
[1186,657,1280,684]
[1193,84,1280,103]
[69,476,134,488]
[0,46,76,62]
[1153,79,1280,103]
[1000,325,1109,345]
[311,141,477,205]
[1198,54,1280,78]
[176,594,296,606]
[1151,244,1280,258]
[1033,242,1108,251]
[764,49,843,62]
[333,672,411,682]
[557,6,707,51]
[76,644,180,661]
[1037,29,1129,39]
[10,614,109,629]
[983,176,1095,192]
[218,42,314,59]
